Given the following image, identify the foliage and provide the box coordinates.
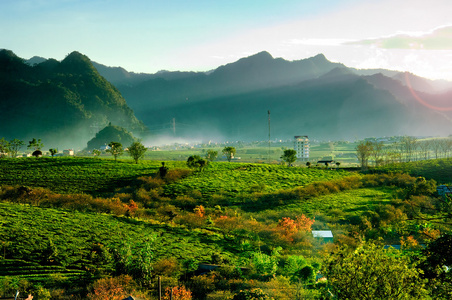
[223,147,236,162]
[322,241,427,299]
[107,142,124,162]
[163,285,192,300]
[87,275,148,300]
[419,234,452,298]
[49,148,58,157]
[87,124,137,150]
[127,141,147,164]
[187,155,208,171]
[232,288,272,300]
[8,139,24,158]
[92,149,101,156]
[356,140,372,170]
[28,138,44,151]
[280,149,297,166]
[250,247,281,277]
[0,138,9,156]
[205,150,218,162]
[376,157,452,184]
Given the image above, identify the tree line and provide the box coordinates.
[356,136,452,170]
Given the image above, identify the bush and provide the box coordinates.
[87,275,149,300]
[232,288,272,300]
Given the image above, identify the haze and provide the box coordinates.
[1,0,452,80]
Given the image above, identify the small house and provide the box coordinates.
[312,230,334,243]
[63,149,74,156]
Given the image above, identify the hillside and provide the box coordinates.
[0,156,450,298]
[0,49,148,149]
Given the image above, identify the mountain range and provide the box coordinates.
[94,51,452,141]
[1,49,452,149]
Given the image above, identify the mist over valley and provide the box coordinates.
[1,49,452,150]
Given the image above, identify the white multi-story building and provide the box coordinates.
[294,136,309,160]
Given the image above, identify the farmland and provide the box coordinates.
[0,156,450,299]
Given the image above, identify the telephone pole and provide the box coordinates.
[172,118,176,136]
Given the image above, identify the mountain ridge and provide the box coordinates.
[4,49,452,146]
[0,50,147,149]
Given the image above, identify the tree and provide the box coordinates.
[205,149,218,162]
[369,140,384,166]
[306,161,311,168]
[27,138,44,151]
[399,136,417,162]
[187,155,208,171]
[420,234,452,298]
[49,148,58,157]
[127,141,147,164]
[356,140,373,171]
[322,241,426,299]
[0,138,9,157]
[8,139,24,158]
[93,149,101,157]
[107,142,123,162]
[222,146,236,162]
[280,149,297,166]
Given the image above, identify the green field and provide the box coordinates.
[0,156,449,299]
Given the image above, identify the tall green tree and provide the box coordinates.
[280,149,297,166]
[0,138,9,157]
[222,146,236,162]
[107,141,123,162]
[205,149,218,162]
[27,138,44,151]
[127,141,147,164]
[8,139,24,158]
[356,140,373,171]
[322,241,426,299]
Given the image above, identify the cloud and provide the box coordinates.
[285,38,352,47]
[347,25,452,50]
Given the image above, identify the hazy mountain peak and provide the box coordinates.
[320,66,357,79]
[248,51,273,60]
[60,51,98,74]
[26,56,47,66]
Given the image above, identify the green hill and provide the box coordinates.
[0,49,148,149]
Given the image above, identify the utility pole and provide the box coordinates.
[172,118,176,136]
[268,110,271,162]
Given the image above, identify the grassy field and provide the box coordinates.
[0,155,448,298]
[164,162,350,199]
[0,157,351,197]
[0,157,182,195]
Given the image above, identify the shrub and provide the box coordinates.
[165,169,192,183]
[232,288,272,300]
[153,257,181,277]
[87,275,145,300]
[138,176,165,190]
[163,286,192,300]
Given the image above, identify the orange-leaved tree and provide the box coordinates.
[163,286,192,300]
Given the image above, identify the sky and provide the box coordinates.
[1,0,452,80]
